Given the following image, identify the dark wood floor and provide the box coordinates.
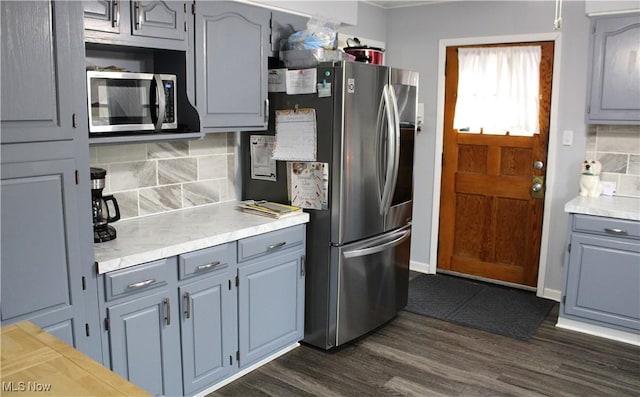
[212,305,640,396]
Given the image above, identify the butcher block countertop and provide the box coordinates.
[1,321,151,396]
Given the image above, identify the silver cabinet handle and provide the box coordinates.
[134,1,142,29]
[127,278,156,290]
[604,228,628,236]
[183,292,191,319]
[196,261,220,272]
[164,298,171,325]
[268,241,286,250]
[264,99,269,124]
[112,0,119,28]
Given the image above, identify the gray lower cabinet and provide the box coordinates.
[178,243,237,396]
[586,14,640,124]
[100,225,306,396]
[194,1,269,131]
[83,0,188,50]
[561,214,640,333]
[238,250,305,369]
[102,257,182,397]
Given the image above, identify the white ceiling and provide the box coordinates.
[364,0,443,9]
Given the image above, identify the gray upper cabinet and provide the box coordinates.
[83,0,188,50]
[194,1,269,131]
[1,1,78,143]
[587,14,640,124]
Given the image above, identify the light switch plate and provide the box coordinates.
[562,130,573,146]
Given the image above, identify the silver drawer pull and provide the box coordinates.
[196,261,220,271]
[604,228,628,236]
[268,241,286,250]
[127,278,156,290]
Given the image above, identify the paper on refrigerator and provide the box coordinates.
[249,135,277,181]
[289,162,328,210]
[272,108,317,161]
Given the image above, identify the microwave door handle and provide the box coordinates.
[153,74,166,131]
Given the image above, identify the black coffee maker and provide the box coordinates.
[91,167,120,243]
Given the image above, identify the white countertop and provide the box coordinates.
[94,201,309,274]
[564,195,640,221]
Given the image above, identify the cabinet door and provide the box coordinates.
[565,233,640,331]
[132,1,186,42]
[587,15,640,124]
[180,271,237,395]
[0,1,82,143]
[83,0,123,34]
[107,290,182,397]
[0,157,89,353]
[238,250,305,368]
[195,1,269,130]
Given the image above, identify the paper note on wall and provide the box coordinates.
[272,108,317,161]
[268,69,287,92]
[286,68,317,94]
[289,162,329,210]
[250,135,277,181]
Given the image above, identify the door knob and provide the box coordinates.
[534,160,544,170]
[531,176,545,199]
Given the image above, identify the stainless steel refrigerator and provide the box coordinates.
[242,61,418,349]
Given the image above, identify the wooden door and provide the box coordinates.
[438,42,554,287]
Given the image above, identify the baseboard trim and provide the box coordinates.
[409,260,433,274]
[556,317,640,347]
[541,288,561,302]
[193,343,300,397]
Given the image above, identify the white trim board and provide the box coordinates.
[432,32,563,297]
[556,317,640,347]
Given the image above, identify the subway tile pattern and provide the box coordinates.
[586,125,640,198]
[90,133,238,220]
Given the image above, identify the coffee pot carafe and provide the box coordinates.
[91,167,120,243]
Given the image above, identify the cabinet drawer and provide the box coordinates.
[573,214,640,240]
[178,243,235,280]
[238,225,305,262]
[104,258,173,301]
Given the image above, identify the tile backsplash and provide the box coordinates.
[586,125,640,198]
[90,133,238,220]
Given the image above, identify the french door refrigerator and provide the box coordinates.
[242,61,418,349]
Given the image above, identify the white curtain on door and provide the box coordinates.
[453,46,542,136]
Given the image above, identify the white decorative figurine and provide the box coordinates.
[579,159,602,198]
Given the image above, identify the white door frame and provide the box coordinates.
[430,32,562,300]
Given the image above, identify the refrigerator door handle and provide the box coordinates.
[380,84,396,215]
[342,227,411,259]
[385,85,401,212]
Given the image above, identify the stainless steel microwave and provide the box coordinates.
[87,71,177,133]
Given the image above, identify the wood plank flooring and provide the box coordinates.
[212,305,640,396]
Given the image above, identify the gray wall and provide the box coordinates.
[340,1,387,42]
[381,0,593,296]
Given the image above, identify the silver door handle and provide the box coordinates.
[127,278,156,290]
[153,74,166,131]
[184,292,191,319]
[343,228,411,259]
[134,1,142,30]
[196,261,220,271]
[532,183,543,192]
[604,228,628,236]
[164,298,171,325]
[112,0,119,28]
[380,85,396,215]
[268,241,286,250]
